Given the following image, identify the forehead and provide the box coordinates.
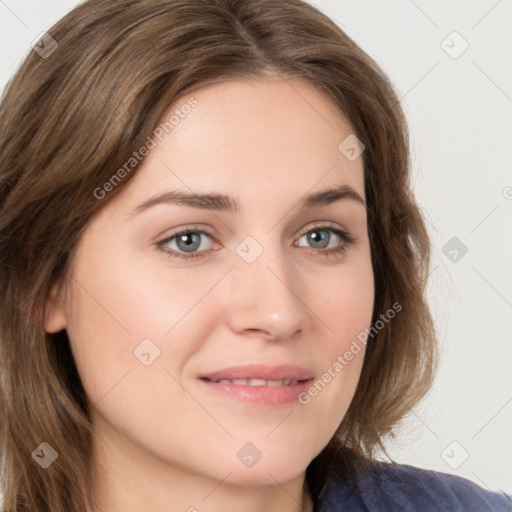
[107,78,365,214]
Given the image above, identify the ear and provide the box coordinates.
[44,283,67,333]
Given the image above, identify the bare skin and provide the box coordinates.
[45,76,374,512]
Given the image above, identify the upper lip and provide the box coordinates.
[199,364,314,381]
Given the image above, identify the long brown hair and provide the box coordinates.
[0,0,438,510]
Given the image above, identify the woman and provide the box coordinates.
[0,0,510,511]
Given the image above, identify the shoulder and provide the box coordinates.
[318,461,512,512]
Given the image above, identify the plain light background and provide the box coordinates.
[1,0,511,494]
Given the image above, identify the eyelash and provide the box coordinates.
[157,223,357,261]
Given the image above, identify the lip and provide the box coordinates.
[198,364,315,407]
[199,364,314,381]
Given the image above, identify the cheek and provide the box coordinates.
[61,243,179,403]
[298,255,374,428]
[63,243,235,426]
[319,251,375,351]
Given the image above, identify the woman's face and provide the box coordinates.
[46,78,374,494]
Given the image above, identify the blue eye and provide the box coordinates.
[157,224,356,261]
[158,229,215,260]
[295,227,354,252]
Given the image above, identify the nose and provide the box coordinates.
[224,239,312,341]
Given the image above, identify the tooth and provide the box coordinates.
[248,379,267,386]
[211,378,298,386]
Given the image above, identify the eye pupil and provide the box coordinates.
[177,232,201,252]
[308,230,329,249]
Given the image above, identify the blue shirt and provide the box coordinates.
[318,462,512,511]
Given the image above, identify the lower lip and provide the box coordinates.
[198,378,314,406]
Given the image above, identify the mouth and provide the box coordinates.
[201,377,302,386]
[199,363,314,381]
[198,364,314,407]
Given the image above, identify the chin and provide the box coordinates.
[225,460,310,487]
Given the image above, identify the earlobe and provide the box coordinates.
[44,284,67,333]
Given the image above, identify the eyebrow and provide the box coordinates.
[130,183,366,215]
